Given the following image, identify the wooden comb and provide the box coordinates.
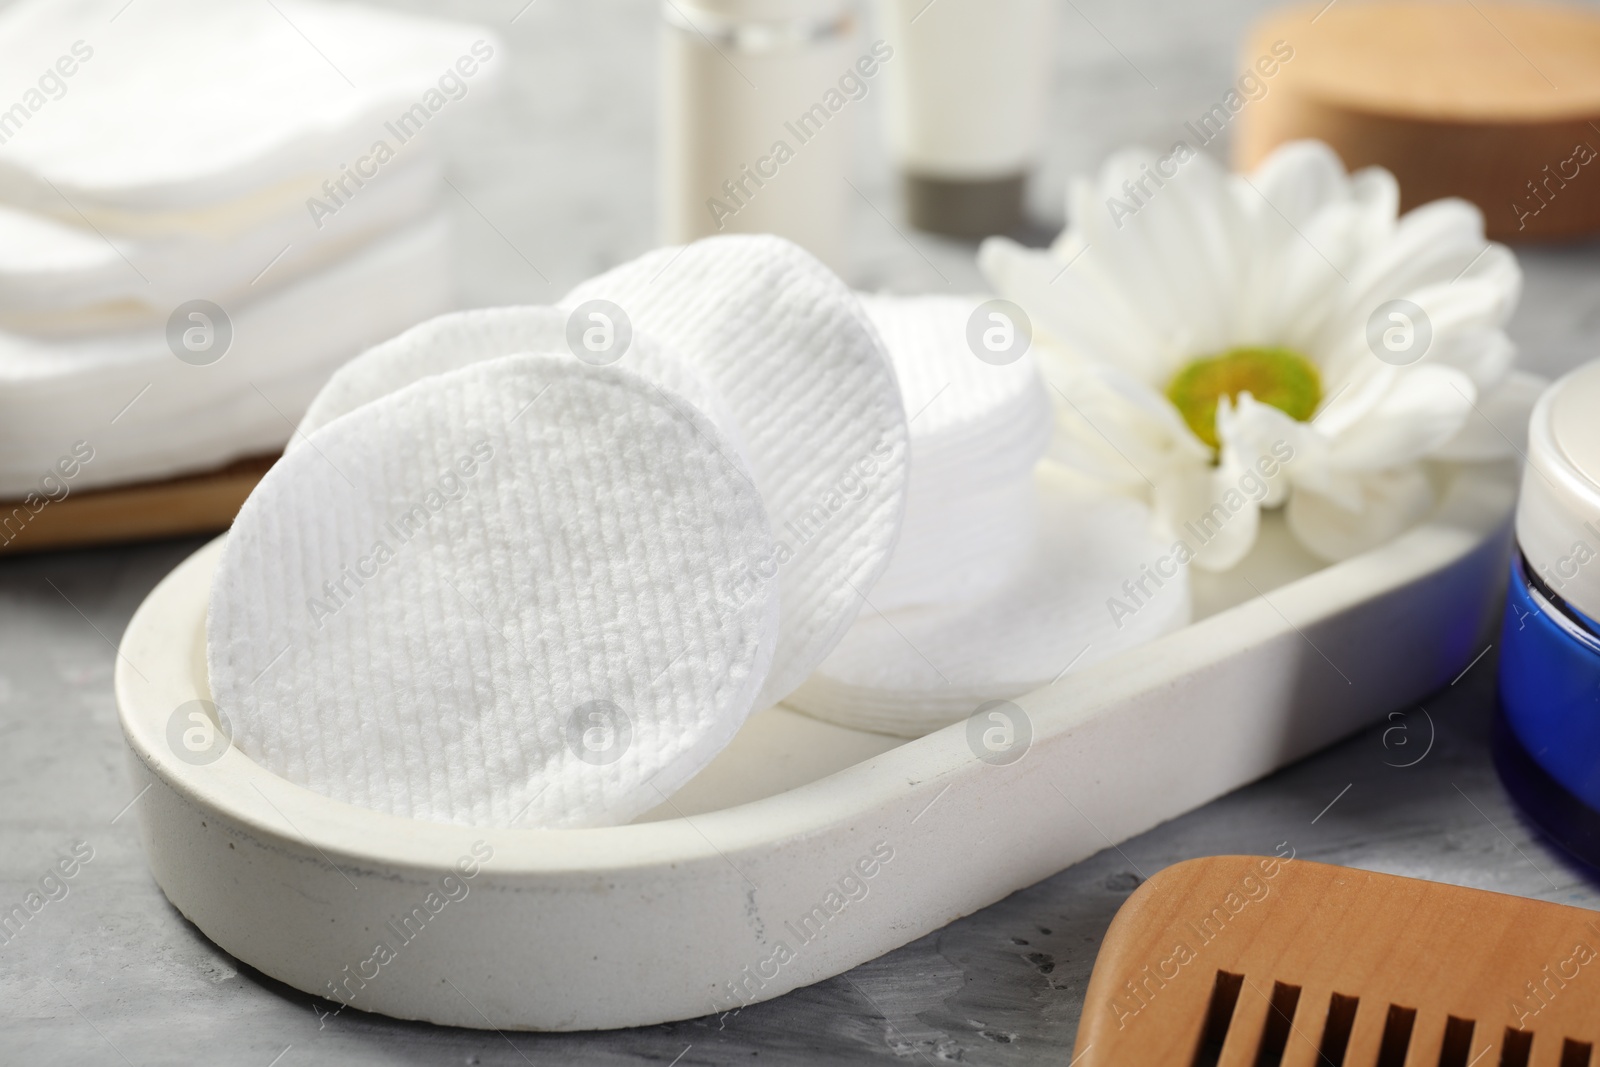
[1074,856,1600,1066]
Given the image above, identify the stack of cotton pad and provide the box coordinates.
[787,469,1192,737]
[0,0,503,495]
[207,235,912,828]
[859,293,1054,610]
[0,219,450,495]
[566,236,911,709]
[784,293,1189,738]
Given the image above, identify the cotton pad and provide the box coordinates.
[0,212,452,497]
[292,306,740,455]
[857,293,1053,611]
[0,157,440,327]
[863,293,1051,484]
[875,477,1041,610]
[208,354,779,829]
[787,470,1192,737]
[565,235,910,708]
[0,0,501,219]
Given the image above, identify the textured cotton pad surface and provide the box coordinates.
[208,354,778,828]
[0,0,500,216]
[565,235,910,707]
[294,306,738,451]
[787,470,1191,737]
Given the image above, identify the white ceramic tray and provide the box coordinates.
[115,462,1517,1031]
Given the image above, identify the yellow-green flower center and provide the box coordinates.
[1166,346,1322,452]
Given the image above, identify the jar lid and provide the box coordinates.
[1518,359,1600,620]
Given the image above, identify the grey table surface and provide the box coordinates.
[8,1,1600,1063]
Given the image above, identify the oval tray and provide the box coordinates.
[114,462,1517,1031]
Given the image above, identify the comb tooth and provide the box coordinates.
[1213,978,1275,1067]
[1432,1016,1478,1067]
[1193,970,1247,1067]
[1500,1026,1535,1067]
[1557,1039,1594,1067]
[1532,1035,1593,1067]
[1529,1038,1569,1067]
[1279,990,1361,1067]
[1276,995,1334,1067]
[1397,1014,1447,1067]
[1339,1000,1397,1066]
[1278,1038,1326,1067]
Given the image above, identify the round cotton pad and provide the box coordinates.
[862,293,1052,488]
[874,477,1041,611]
[787,470,1192,738]
[208,353,779,828]
[293,305,738,451]
[565,235,910,708]
[859,293,1054,610]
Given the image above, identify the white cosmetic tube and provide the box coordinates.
[660,0,862,273]
[877,0,1055,237]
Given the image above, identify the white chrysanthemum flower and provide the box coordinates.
[981,140,1539,570]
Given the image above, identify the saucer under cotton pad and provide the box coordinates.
[0,0,500,219]
[0,212,452,497]
[565,235,911,709]
[208,354,779,829]
[787,471,1192,737]
[293,306,740,453]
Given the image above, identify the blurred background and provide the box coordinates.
[413,0,1600,380]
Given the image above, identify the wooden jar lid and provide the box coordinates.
[1235,1,1600,241]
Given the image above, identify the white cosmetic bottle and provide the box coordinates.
[877,0,1055,238]
[660,0,862,273]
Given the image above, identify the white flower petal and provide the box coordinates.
[1424,329,1516,392]
[1343,200,1503,311]
[1408,269,1522,352]
[978,236,1161,379]
[1233,144,1369,343]
[1325,364,1476,468]
[1038,358,1210,490]
[1217,393,1310,507]
[1349,167,1400,236]
[1433,369,1547,461]
[1246,141,1353,229]
[1276,172,1401,350]
[1313,359,1397,437]
[1286,464,1435,562]
[1155,457,1262,572]
[1076,149,1235,367]
[1311,205,1519,387]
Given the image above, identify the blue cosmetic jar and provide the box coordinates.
[1496,361,1600,869]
